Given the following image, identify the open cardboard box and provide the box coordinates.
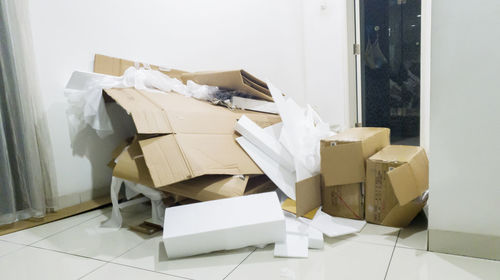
[365,145,429,227]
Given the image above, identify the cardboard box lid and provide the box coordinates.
[369,145,429,206]
[320,127,390,186]
[180,70,273,102]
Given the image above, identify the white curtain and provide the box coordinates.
[0,0,55,225]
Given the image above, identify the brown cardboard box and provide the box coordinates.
[322,183,364,220]
[94,54,281,187]
[181,70,273,101]
[365,145,429,227]
[320,127,390,186]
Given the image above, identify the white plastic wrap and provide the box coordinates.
[65,67,220,138]
[103,176,167,228]
[267,82,335,181]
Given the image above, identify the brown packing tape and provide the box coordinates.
[295,174,322,217]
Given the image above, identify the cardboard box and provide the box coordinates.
[365,145,429,227]
[181,70,273,102]
[320,127,390,186]
[322,183,364,220]
[94,55,281,187]
[162,192,285,259]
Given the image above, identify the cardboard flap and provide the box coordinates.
[161,175,249,201]
[113,141,154,187]
[139,135,192,186]
[104,88,173,134]
[295,174,322,217]
[180,70,273,101]
[408,149,429,194]
[175,134,262,176]
[281,198,319,220]
[387,163,422,205]
[381,199,426,227]
[321,142,365,186]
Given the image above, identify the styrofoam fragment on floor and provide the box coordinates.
[274,233,309,258]
[284,212,324,250]
[309,208,366,238]
[163,192,285,259]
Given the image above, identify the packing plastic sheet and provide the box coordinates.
[65,66,219,138]
[267,82,335,181]
[103,176,167,228]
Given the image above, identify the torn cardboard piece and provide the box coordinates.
[309,208,366,238]
[320,127,390,186]
[162,192,285,259]
[365,145,429,227]
[181,70,273,101]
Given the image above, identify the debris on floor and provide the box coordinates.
[64,54,430,259]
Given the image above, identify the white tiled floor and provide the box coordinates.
[0,207,499,280]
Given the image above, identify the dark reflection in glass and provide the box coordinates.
[360,0,421,145]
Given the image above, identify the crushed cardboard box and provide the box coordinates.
[365,145,429,227]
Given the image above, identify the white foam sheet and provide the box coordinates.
[274,233,309,258]
[309,208,366,238]
[163,192,285,259]
[236,136,296,200]
[274,212,324,257]
[231,96,278,114]
[235,116,295,172]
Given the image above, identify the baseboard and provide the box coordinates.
[54,187,110,210]
[0,195,111,236]
[428,229,500,260]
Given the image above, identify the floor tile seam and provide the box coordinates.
[383,230,400,280]
[25,212,108,246]
[106,261,195,280]
[222,247,258,280]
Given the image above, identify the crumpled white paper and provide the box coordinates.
[65,66,219,138]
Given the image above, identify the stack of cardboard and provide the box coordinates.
[94,54,282,207]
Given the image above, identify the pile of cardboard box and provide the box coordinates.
[67,54,429,259]
[320,128,429,227]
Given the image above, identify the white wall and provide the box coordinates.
[429,0,500,236]
[24,0,349,207]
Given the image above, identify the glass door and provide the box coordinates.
[358,0,421,145]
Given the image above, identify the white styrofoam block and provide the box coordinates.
[163,192,285,259]
[307,226,324,249]
[236,136,296,200]
[231,96,279,114]
[274,233,309,258]
[310,208,366,238]
[284,212,323,249]
[235,116,295,172]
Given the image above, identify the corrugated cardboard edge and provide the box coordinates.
[295,174,322,217]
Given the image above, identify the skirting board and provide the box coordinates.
[428,229,500,261]
[0,196,111,236]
